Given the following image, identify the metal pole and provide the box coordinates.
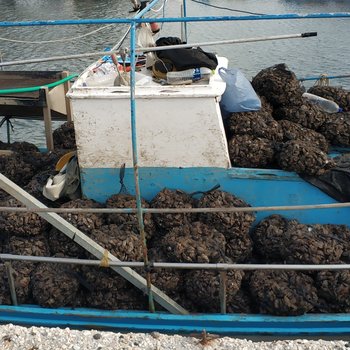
[5,262,18,306]
[0,32,316,67]
[1,201,350,214]
[2,254,350,271]
[130,3,157,311]
[0,12,349,27]
[6,118,11,143]
[219,271,227,314]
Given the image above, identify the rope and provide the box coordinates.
[0,73,77,95]
[314,74,330,86]
[0,24,115,44]
[99,250,110,267]
[190,0,266,16]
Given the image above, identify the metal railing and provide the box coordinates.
[1,0,350,315]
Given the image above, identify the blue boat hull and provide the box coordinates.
[81,166,348,225]
[1,305,350,335]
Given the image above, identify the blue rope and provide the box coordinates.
[299,74,350,82]
[0,13,349,27]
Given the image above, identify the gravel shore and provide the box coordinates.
[0,324,349,350]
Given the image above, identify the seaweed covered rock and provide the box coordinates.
[48,227,87,258]
[59,198,105,233]
[89,224,144,261]
[184,269,244,312]
[251,214,289,261]
[7,235,49,256]
[250,270,318,315]
[251,64,304,108]
[283,222,343,264]
[81,267,147,310]
[160,221,226,263]
[228,134,275,168]
[226,111,283,141]
[150,189,196,231]
[105,194,156,239]
[308,85,350,112]
[53,121,76,150]
[197,189,255,239]
[278,119,329,153]
[0,197,49,236]
[318,112,350,147]
[274,101,328,131]
[31,263,80,308]
[276,140,335,176]
[316,270,350,312]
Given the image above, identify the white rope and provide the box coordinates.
[0,24,116,44]
[150,0,168,13]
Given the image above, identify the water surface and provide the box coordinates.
[0,0,349,145]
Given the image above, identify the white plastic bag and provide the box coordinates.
[219,67,261,113]
[136,23,156,68]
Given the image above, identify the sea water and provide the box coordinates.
[0,0,349,146]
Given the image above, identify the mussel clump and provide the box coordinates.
[250,270,318,315]
[89,224,144,261]
[0,197,49,236]
[278,119,329,153]
[308,85,350,112]
[53,121,76,150]
[160,221,226,263]
[282,222,343,264]
[226,111,283,141]
[58,198,105,233]
[150,189,196,231]
[31,263,80,308]
[228,134,275,168]
[184,269,244,312]
[251,214,288,261]
[251,63,304,108]
[275,140,335,176]
[197,189,255,239]
[318,112,350,147]
[105,193,156,239]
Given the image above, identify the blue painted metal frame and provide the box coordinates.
[1,306,350,335]
[0,13,349,27]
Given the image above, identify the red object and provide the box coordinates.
[150,22,160,34]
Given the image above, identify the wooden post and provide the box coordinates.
[61,71,73,122]
[0,174,188,315]
[41,86,54,151]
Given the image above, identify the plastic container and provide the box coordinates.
[84,62,118,87]
[302,92,342,113]
[166,67,212,85]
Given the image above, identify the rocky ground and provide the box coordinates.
[0,324,349,350]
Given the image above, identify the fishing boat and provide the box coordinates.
[1,0,350,336]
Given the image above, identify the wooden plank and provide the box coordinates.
[61,71,73,122]
[0,173,188,315]
[41,87,54,151]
